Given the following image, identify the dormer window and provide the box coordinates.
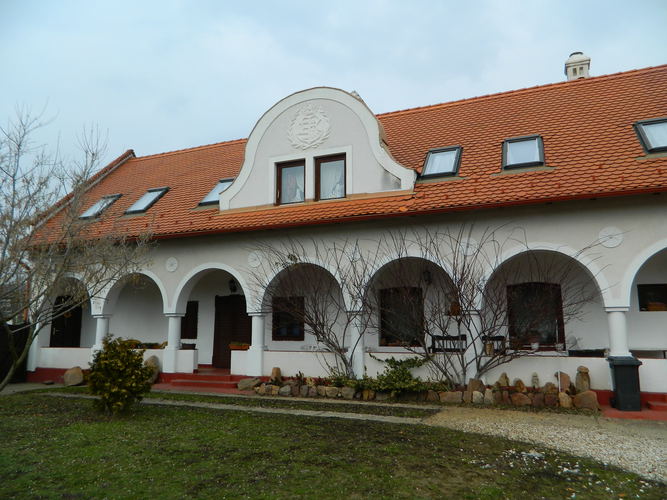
[79,194,121,219]
[635,118,667,153]
[503,135,544,169]
[421,146,462,178]
[200,179,234,206]
[276,161,305,205]
[315,154,346,200]
[125,187,169,214]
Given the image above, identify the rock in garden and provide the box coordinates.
[317,385,327,397]
[532,392,545,408]
[497,372,510,387]
[63,366,84,386]
[375,392,390,401]
[510,392,531,406]
[307,386,317,397]
[341,387,355,400]
[439,391,463,404]
[300,385,309,397]
[278,385,292,396]
[291,384,300,396]
[325,386,340,398]
[544,393,559,407]
[362,389,375,401]
[573,390,600,411]
[463,389,473,404]
[270,367,282,383]
[531,372,540,388]
[556,371,571,392]
[484,388,493,405]
[492,390,503,405]
[237,377,261,391]
[270,384,281,396]
[143,356,160,384]
[513,378,527,393]
[542,382,558,394]
[43,380,54,385]
[426,390,439,402]
[558,391,572,409]
[255,383,266,395]
[575,366,591,393]
[472,391,484,404]
[467,378,485,393]
[502,390,510,405]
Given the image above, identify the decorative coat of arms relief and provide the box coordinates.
[287,104,330,149]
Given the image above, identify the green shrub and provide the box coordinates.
[88,334,153,415]
[372,356,426,396]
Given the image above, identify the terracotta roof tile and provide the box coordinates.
[38,65,667,241]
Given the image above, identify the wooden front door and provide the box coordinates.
[212,295,252,369]
[49,296,82,347]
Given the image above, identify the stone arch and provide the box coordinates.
[621,238,667,307]
[99,270,168,316]
[172,262,252,314]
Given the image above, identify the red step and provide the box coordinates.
[171,373,245,382]
[170,379,239,390]
[646,401,667,412]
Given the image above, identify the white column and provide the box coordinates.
[92,315,110,350]
[163,314,183,373]
[606,307,631,357]
[464,310,483,382]
[27,323,42,372]
[348,311,365,379]
[246,313,266,376]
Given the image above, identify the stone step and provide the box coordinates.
[173,373,244,382]
[646,401,667,412]
[170,379,239,389]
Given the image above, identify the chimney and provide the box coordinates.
[564,51,591,81]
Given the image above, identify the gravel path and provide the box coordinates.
[425,406,667,483]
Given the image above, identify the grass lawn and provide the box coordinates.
[0,393,664,499]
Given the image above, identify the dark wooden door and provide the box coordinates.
[49,296,82,347]
[213,295,251,369]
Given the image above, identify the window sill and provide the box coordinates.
[493,165,554,176]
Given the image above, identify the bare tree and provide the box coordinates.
[367,225,603,386]
[0,109,150,390]
[248,236,380,378]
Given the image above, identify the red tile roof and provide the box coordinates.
[38,65,667,241]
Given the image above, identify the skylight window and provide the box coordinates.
[635,118,667,153]
[199,179,234,206]
[503,135,544,169]
[79,194,121,219]
[125,187,169,214]
[421,146,462,178]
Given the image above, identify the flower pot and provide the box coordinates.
[229,344,250,351]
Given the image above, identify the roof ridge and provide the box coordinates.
[134,137,247,161]
[376,64,667,119]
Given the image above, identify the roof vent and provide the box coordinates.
[564,51,591,81]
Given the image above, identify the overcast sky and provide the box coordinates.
[1,0,666,168]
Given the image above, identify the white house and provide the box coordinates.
[28,55,667,401]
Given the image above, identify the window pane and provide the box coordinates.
[280,165,304,204]
[319,159,345,199]
[380,287,423,346]
[272,297,304,340]
[507,138,540,165]
[642,121,667,150]
[126,189,166,213]
[423,149,458,176]
[507,283,563,345]
[80,196,118,218]
[200,179,233,205]
[637,284,667,311]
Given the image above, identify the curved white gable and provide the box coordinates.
[219,87,415,210]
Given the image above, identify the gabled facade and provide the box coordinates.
[29,63,667,396]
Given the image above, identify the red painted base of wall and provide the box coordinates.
[593,389,666,406]
[26,368,67,384]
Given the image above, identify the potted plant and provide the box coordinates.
[229,342,250,351]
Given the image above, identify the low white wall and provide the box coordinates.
[38,347,92,369]
[263,350,338,377]
[638,359,667,393]
[230,350,248,375]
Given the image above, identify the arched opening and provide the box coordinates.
[48,277,95,348]
[484,250,606,353]
[627,247,667,355]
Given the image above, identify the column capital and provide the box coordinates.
[248,311,268,317]
[605,306,629,313]
[165,312,185,318]
[92,314,111,319]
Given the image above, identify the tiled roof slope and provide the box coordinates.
[38,65,667,241]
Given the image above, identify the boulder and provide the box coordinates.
[501,390,510,405]
[300,385,309,397]
[532,392,545,408]
[278,385,292,396]
[575,366,591,393]
[375,392,390,401]
[542,382,558,394]
[467,378,485,393]
[362,389,376,401]
[270,367,282,384]
[316,385,327,397]
[143,356,160,384]
[269,384,281,396]
[510,392,531,406]
[483,388,494,405]
[325,386,340,398]
[544,393,559,407]
[341,387,355,400]
[513,378,527,393]
[462,389,473,404]
[497,372,510,387]
[556,371,571,392]
[63,366,84,387]
[255,383,266,395]
[291,384,300,396]
[307,386,318,397]
[492,390,503,405]
[237,377,261,391]
[472,391,484,404]
[573,390,600,411]
[531,372,540,389]
[558,391,573,409]
[439,391,463,404]
[426,390,440,402]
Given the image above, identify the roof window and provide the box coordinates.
[635,118,667,153]
[79,194,121,219]
[199,179,234,206]
[503,135,544,169]
[421,146,462,178]
[125,187,169,214]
